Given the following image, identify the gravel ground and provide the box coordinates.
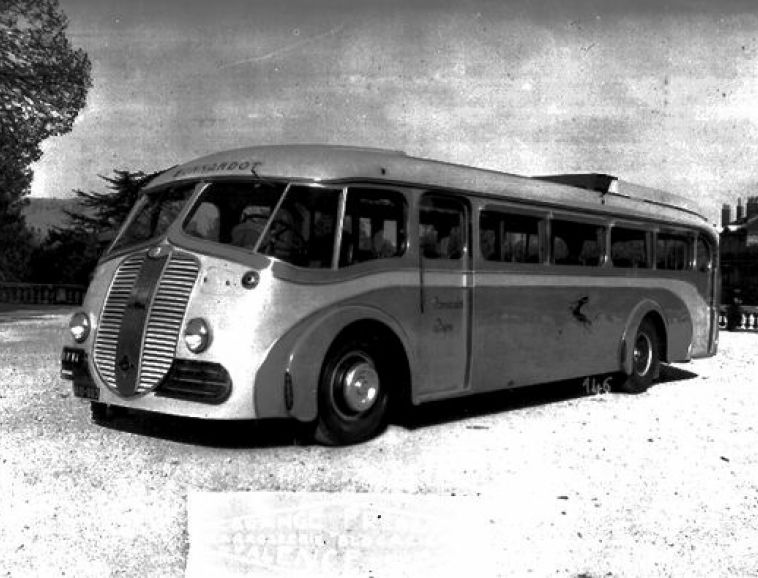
[1,306,757,577]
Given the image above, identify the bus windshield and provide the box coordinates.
[182,181,342,268]
[110,182,198,253]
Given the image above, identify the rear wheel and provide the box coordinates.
[314,338,389,445]
[617,319,660,394]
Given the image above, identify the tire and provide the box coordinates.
[617,319,660,394]
[313,338,390,445]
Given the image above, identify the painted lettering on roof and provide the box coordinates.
[173,160,256,178]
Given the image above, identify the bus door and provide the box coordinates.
[414,194,472,397]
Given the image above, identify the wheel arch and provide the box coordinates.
[619,300,669,376]
[253,305,413,422]
[324,318,412,386]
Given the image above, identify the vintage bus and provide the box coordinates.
[61,145,719,444]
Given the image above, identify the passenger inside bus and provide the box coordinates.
[260,206,305,262]
[310,212,336,267]
[184,202,220,242]
[552,222,605,266]
[371,229,396,258]
[231,205,270,248]
[439,224,463,259]
[420,225,440,258]
[610,227,648,268]
[480,228,497,260]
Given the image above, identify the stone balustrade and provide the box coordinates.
[718,304,758,331]
[0,283,86,306]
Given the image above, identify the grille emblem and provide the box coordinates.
[118,355,133,373]
[148,245,170,259]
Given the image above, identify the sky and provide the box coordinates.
[30,0,758,223]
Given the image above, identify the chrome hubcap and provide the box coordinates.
[633,333,652,376]
[341,359,380,413]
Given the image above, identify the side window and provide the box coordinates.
[611,227,649,268]
[338,188,407,267]
[419,196,467,260]
[551,220,606,266]
[181,181,286,248]
[656,233,692,271]
[480,211,541,263]
[259,185,341,268]
[696,236,712,273]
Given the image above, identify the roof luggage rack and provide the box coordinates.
[533,172,706,221]
[533,173,618,195]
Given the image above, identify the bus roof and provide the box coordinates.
[146,144,709,226]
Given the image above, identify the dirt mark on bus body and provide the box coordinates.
[569,295,592,327]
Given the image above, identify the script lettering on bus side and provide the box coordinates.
[432,297,463,310]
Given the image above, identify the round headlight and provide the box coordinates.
[184,318,211,353]
[69,312,90,343]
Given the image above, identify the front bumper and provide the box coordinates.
[62,346,235,416]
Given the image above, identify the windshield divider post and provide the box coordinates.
[253,182,291,254]
[332,186,348,270]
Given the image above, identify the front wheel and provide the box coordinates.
[617,319,660,394]
[314,339,389,445]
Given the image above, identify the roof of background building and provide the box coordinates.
[723,215,758,233]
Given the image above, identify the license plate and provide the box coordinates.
[73,382,100,401]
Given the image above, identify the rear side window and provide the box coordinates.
[339,188,407,267]
[657,233,692,271]
[480,211,541,263]
[696,236,712,273]
[611,227,649,268]
[551,220,606,266]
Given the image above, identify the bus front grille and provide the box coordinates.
[93,249,200,396]
[138,253,199,393]
[93,252,145,388]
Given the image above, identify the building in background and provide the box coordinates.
[720,196,758,305]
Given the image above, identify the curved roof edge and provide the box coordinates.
[145,144,709,224]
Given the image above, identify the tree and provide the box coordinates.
[29,170,161,285]
[0,0,92,280]
[65,170,161,236]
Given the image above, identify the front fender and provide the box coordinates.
[253,304,412,422]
